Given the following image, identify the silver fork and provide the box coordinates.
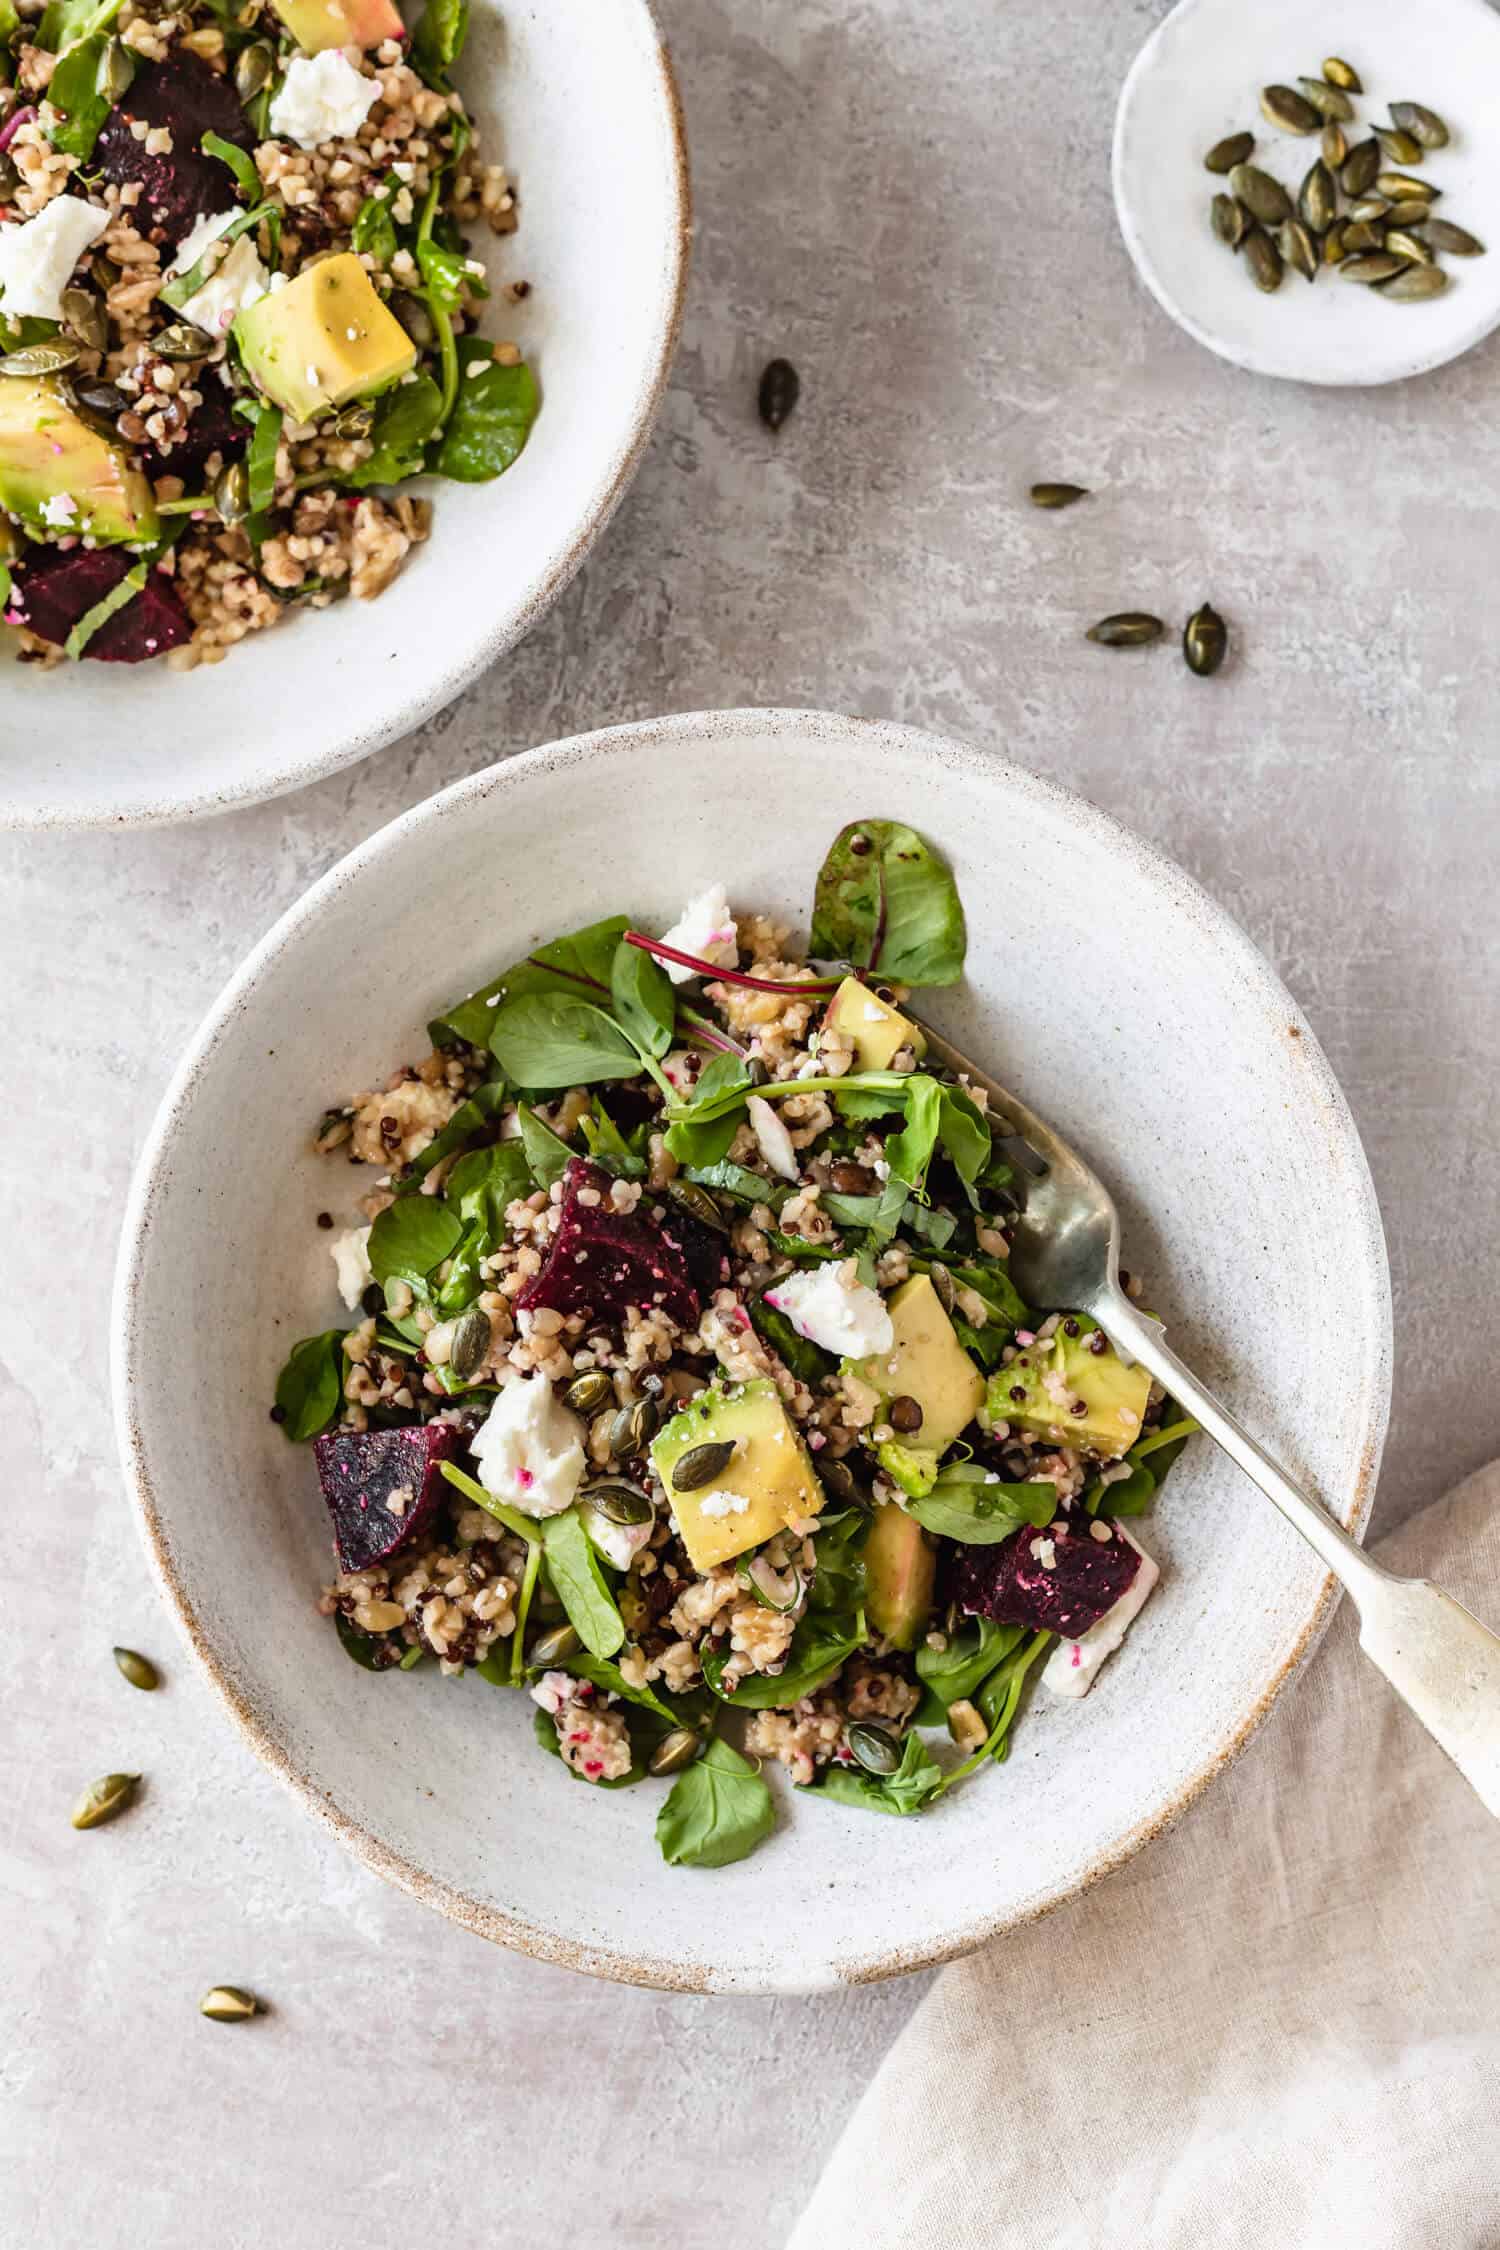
[911,1011,1500,1819]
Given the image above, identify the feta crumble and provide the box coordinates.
[472,1375,586,1519]
[698,1489,752,1519]
[764,1258,894,1358]
[0,194,110,322]
[1041,1528,1160,1700]
[268,50,381,150]
[39,494,77,527]
[746,1094,800,1183]
[330,1224,373,1311]
[176,233,269,337]
[656,883,739,983]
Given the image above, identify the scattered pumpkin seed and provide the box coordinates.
[815,1455,858,1503]
[1204,130,1254,174]
[1211,193,1248,249]
[1339,251,1410,284]
[90,253,121,289]
[234,39,274,101]
[0,337,80,377]
[1389,101,1448,151]
[1374,126,1424,168]
[1347,195,1391,224]
[330,402,375,439]
[60,285,108,353]
[1322,221,1349,266]
[389,291,435,348]
[529,1622,582,1665]
[74,378,128,421]
[152,323,210,361]
[1386,199,1436,228]
[665,1177,730,1231]
[1029,480,1089,508]
[648,1728,702,1777]
[200,1986,258,2022]
[1322,57,1362,94]
[95,34,135,103]
[1380,263,1449,301]
[584,1479,654,1526]
[1260,83,1320,135]
[1296,76,1353,123]
[1229,162,1292,227]
[1243,223,1285,292]
[1298,159,1337,234]
[1086,611,1165,647]
[1320,122,1348,170]
[113,1647,159,1692]
[671,1439,738,1492]
[1280,219,1320,282]
[213,458,250,524]
[71,1773,140,1830]
[1342,220,1388,254]
[847,1722,904,1776]
[1341,139,1382,198]
[1375,172,1436,203]
[1383,228,1434,267]
[757,356,799,433]
[1183,602,1228,678]
[447,1304,491,1382]
[609,1396,660,1458]
[564,1371,614,1416]
[1420,218,1485,257]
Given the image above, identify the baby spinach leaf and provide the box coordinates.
[971,1630,1053,1763]
[655,1738,775,1869]
[334,1610,391,1670]
[749,1297,831,1385]
[817,1731,945,1817]
[913,1617,1024,1721]
[807,1508,870,1616]
[38,0,119,52]
[490,992,643,1090]
[610,935,675,1060]
[445,1138,533,1233]
[702,1611,860,1707]
[414,233,468,318]
[917,1251,1029,1333]
[516,1102,572,1190]
[432,344,539,483]
[1085,1417,1198,1519]
[905,1200,958,1251]
[202,127,259,202]
[351,185,398,266]
[884,1074,943,1194]
[430,916,628,1048]
[562,1653,683,1727]
[834,1084,906,1121]
[274,1329,345,1441]
[410,0,468,81]
[906,1464,1055,1544]
[244,400,281,518]
[345,374,445,488]
[579,1101,646,1178]
[938,1085,992,1201]
[367,1196,464,1292]
[45,34,111,158]
[810,819,966,988]
[392,1079,506,1197]
[541,1509,625,1658]
[684,1160,790,1210]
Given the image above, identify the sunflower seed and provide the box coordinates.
[0,337,80,377]
[60,285,108,353]
[1280,219,1319,282]
[1339,252,1410,284]
[1299,159,1336,234]
[1204,130,1255,174]
[95,33,135,103]
[1322,221,1349,266]
[1322,56,1362,94]
[1211,193,1249,250]
[1389,101,1449,151]
[1420,218,1485,257]
[584,1479,654,1526]
[152,323,210,361]
[528,1622,581,1665]
[1260,83,1320,135]
[1086,612,1165,647]
[1243,223,1285,292]
[564,1371,613,1416]
[447,1304,491,1382]
[1383,228,1434,267]
[71,1773,140,1830]
[1342,221,1388,254]
[200,1986,258,2022]
[113,1647,159,1691]
[1296,76,1353,123]
[1341,139,1382,198]
[1374,126,1424,168]
[648,1728,702,1777]
[1029,480,1090,508]
[1347,196,1391,224]
[1229,162,1292,226]
[1320,122,1348,169]
[671,1439,738,1492]
[1183,603,1228,678]
[847,1722,904,1776]
[1376,173,1436,203]
[234,39,274,101]
[757,356,800,433]
[1379,264,1449,301]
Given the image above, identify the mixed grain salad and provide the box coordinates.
[276,822,1196,1870]
[0,0,533,666]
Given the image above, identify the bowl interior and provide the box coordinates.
[1,0,687,828]
[114,711,1390,1992]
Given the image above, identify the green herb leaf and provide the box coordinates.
[913,1617,1024,1721]
[684,1160,790,1209]
[202,127,259,201]
[541,1508,625,1658]
[244,399,281,517]
[344,373,445,487]
[516,1101,573,1190]
[37,0,119,53]
[158,201,273,307]
[367,1196,464,1292]
[273,1329,345,1441]
[906,1464,1056,1544]
[702,1610,860,1707]
[578,1100,646,1178]
[749,1296,831,1385]
[351,185,398,266]
[810,819,966,987]
[62,549,147,661]
[817,1731,944,1817]
[431,916,629,1048]
[431,342,539,482]
[884,1074,944,1195]
[489,992,642,1090]
[446,1138,534,1233]
[610,936,675,1061]
[392,1079,507,1197]
[655,1738,775,1869]
[410,0,468,81]
[45,33,111,157]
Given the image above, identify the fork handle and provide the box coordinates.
[1101,1292,1500,1819]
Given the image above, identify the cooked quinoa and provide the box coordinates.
[0,0,533,667]
[275,822,1197,1869]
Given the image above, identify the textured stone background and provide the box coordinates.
[5,1,1499,2242]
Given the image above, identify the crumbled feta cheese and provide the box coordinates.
[473,1376,586,1519]
[176,233,269,336]
[764,1258,894,1358]
[1042,1528,1160,1700]
[746,1094,800,1183]
[656,883,739,983]
[39,493,77,527]
[529,1669,580,1716]
[165,208,238,278]
[698,1489,752,1519]
[268,50,381,149]
[330,1224,373,1311]
[0,194,110,321]
[586,1510,654,1572]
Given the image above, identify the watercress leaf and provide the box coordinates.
[579,1100,646,1178]
[367,1195,464,1291]
[516,1101,573,1190]
[702,1611,860,1707]
[684,1161,790,1210]
[202,127,259,201]
[834,1085,906,1121]
[344,373,445,487]
[430,915,630,1047]
[749,1296,832,1386]
[541,1508,625,1658]
[610,936,675,1060]
[244,400,281,514]
[45,34,111,158]
[817,1731,944,1817]
[655,1738,775,1870]
[884,1074,943,1194]
[810,819,966,988]
[445,1138,533,1234]
[914,1616,1025,1712]
[273,1329,345,1441]
[489,992,642,1090]
[351,184,398,265]
[410,0,468,81]
[431,342,539,483]
[938,1085,992,1200]
[906,1464,1056,1544]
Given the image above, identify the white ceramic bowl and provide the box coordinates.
[112,710,1391,1993]
[1115,0,1500,386]
[0,1,688,830]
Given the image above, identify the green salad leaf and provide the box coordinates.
[541,1508,625,1658]
[202,127,259,201]
[702,1610,861,1707]
[810,819,966,988]
[432,343,539,483]
[655,1739,775,1869]
[411,0,469,81]
[578,1100,646,1178]
[1086,1417,1199,1518]
[367,1195,464,1292]
[905,1463,1056,1544]
[0,0,21,38]
[37,0,119,52]
[516,1101,573,1190]
[610,936,676,1060]
[62,534,179,660]
[913,1617,1024,1724]
[684,1160,790,1210]
[431,916,628,1048]
[882,1073,944,1195]
[489,992,645,1090]
[45,34,112,158]
[346,374,445,488]
[273,1329,345,1441]
[817,1732,945,1817]
[351,185,399,266]
[391,1079,507,1197]
[445,1138,533,1234]
[748,1296,831,1385]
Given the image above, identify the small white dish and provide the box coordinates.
[0,0,689,830]
[112,709,1391,1993]
[1114,0,1500,386]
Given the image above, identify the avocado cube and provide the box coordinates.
[863,1500,935,1649]
[651,1377,825,1574]
[986,1320,1151,1460]
[0,377,159,545]
[846,1274,985,1493]
[270,0,403,52]
[234,254,416,424]
[824,976,926,1072]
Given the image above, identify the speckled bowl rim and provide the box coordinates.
[111,708,1392,1992]
[2,5,691,833]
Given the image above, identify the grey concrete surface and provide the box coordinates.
[5,1,1499,2242]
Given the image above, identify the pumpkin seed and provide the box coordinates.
[0,337,80,377]
[95,34,135,103]
[1211,193,1248,249]
[609,1396,660,1458]
[113,1646,159,1691]
[1375,173,1436,203]
[1420,218,1485,257]
[234,39,274,101]
[1322,221,1349,266]
[0,152,19,199]
[1347,196,1391,224]
[757,356,799,432]
[200,1986,258,2022]
[390,291,435,348]
[153,323,210,361]
[665,1177,730,1231]
[447,1304,491,1382]
[1279,220,1319,282]
[815,1455,858,1503]
[1389,101,1448,151]
[1387,199,1436,228]
[1379,263,1449,301]
[1183,603,1228,678]
[647,1727,702,1777]
[565,1371,614,1417]
[60,286,108,353]
[74,379,128,422]
[528,1622,581,1665]
[1229,162,1292,227]
[90,253,121,288]
[1339,251,1410,284]
[1374,126,1424,168]
[1341,139,1382,198]
[1029,480,1090,508]
[1296,76,1353,123]
[213,458,250,524]
[331,402,375,439]
[1320,122,1348,169]
[1298,160,1336,235]
[1242,224,1284,292]
[71,1773,140,1830]
[1342,221,1388,255]
[1383,228,1434,267]
[1086,611,1165,647]
[847,1722,903,1776]
[1204,130,1254,174]
[671,1438,738,1492]
[1322,56,1362,94]
[1260,83,1319,135]
[584,1479,654,1526]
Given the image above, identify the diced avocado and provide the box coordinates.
[985,1319,1152,1459]
[0,377,159,545]
[234,254,416,425]
[875,1439,941,1500]
[847,1274,985,1484]
[651,1376,825,1574]
[864,1500,935,1650]
[270,0,403,53]
[824,976,927,1072]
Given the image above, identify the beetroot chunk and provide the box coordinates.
[516,1158,700,1328]
[952,1519,1142,1638]
[7,546,191,662]
[314,1424,458,1574]
[96,55,252,249]
[169,380,248,483]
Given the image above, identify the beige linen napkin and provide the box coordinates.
[789,1466,1500,2250]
